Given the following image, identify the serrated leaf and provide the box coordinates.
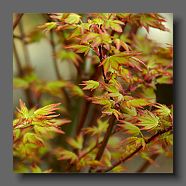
[58,149,78,164]
[81,80,99,91]
[154,104,171,117]
[83,119,109,136]
[66,134,83,150]
[65,45,91,56]
[126,98,150,108]
[23,133,45,147]
[137,111,159,131]
[118,121,141,136]
[100,52,142,74]
[65,13,81,24]
[38,22,57,32]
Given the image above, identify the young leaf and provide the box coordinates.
[137,111,159,131]
[58,149,78,164]
[81,80,100,91]
[23,133,45,147]
[66,134,84,150]
[118,121,141,136]
[125,98,151,108]
[65,45,91,56]
[65,13,81,24]
[154,104,171,117]
[83,119,109,136]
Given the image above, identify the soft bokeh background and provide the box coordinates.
[13,13,173,173]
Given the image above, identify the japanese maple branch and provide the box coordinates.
[13,13,24,31]
[50,31,71,110]
[95,116,116,161]
[76,64,102,135]
[88,45,116,172]
[97,125,173,173]
[18,20,31,66]
[13,40,34,107]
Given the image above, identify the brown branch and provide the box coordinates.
[13,41,24,77]
[98,45,108,83]
[136,153,159,173]
[49,31,71,109]
[13,13,24,31]
[88,45,116,172]
[18,20,31,66]
[13,40,34,107]
[95,115,115,161]
[75,64,102,135]
[50,31,62,80]
[98,125,173,173]
[76,100,91,135]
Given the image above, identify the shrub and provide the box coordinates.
[13,13,173,173]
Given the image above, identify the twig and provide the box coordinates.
[13,41,24,77]
[95,116,115,161]
[18,20,31,66]
[13,40,34,107]
[75,64,101,135]
[98,125,173,173]
[88,45,115,172]
[49,31,71,109]
[13,13,24,31]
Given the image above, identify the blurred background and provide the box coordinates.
[13,13,173,173]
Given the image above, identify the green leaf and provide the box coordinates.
[23,133,45,147]
[100,52,142,74]
[65,45,91,55]
[65,13,81,24]
[155,104,171,117]
[102,108,121,120]
[91,18,104,26]
[13,78,29,89]
[31,164,42,173]
[69,84,84,97]
[66,134,84,150]
[137,111,159,131]
[105,19,124,33]
[83,119,109,136]
[58,149,78,164]
[45,81,67,92]
[34,103,60,117]
[38,22,57,32]
[118,121,141,136]
[156,76,172,84]
[126,98,150,108]
[81,80,99,91]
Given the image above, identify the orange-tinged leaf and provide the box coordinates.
[58,149,78,164]
[66,134,83,149]
[137,111,159,131]
[81,80,100,91]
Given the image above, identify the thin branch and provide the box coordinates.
[18,20,31,66]
[98,45,108,83]
[98,126,173,173]
[136,153,159,173]
[88,45,115,172]
[50,31,62,80]
[13,40,24,77]
[95,115,115,161]
[75,64,101,135]
[49,31,71,109]
[13,40,34,107]
[13,13,24,31]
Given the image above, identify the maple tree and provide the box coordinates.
[13,13,173,173]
